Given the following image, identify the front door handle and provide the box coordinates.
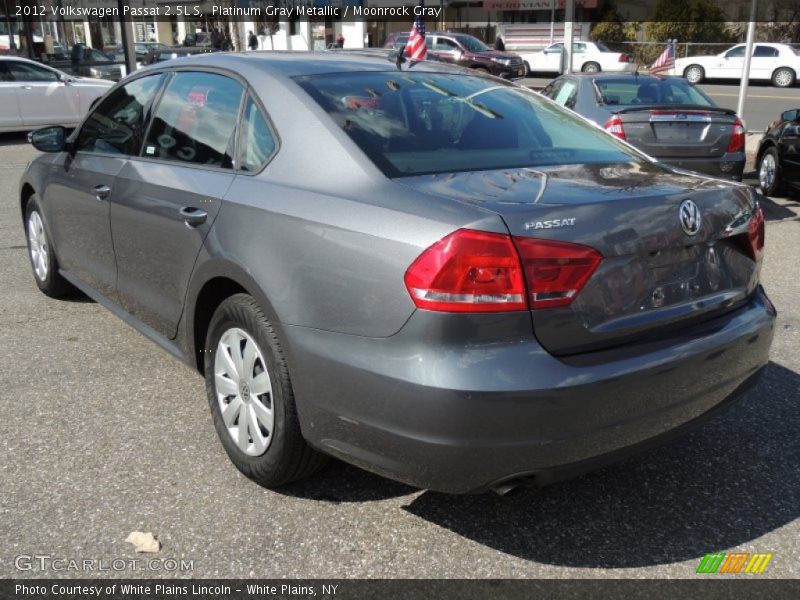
[180,206,208,227]
[93,184,112,200]
[19,85,33,90]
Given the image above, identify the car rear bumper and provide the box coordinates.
[662,152,746,180]
[285,287,775,494]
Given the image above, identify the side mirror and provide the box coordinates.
[781,109,800,123]
[28,126,67,153]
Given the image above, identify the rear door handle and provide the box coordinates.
[179,206,208,227]
[19,85,33,90]
[93,184,112,200]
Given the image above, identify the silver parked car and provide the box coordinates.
[20,52,774,494]
[0,56,114,133]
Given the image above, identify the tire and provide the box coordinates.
[523,61,531,77]
[757,147,783,196]
[24,195,73,298]
[205,293,328,487]
[684,65,705,84]
[581,61,600,73]
[474,67,490,75]
[771,67,796,88]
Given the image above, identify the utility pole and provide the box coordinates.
[736,0,757,122]
[117,0,136,76]
[563,0,575,74]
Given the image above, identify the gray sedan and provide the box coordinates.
[20,52,774,494]
[541,74,747,181]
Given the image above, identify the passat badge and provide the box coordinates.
[524,217,576,230]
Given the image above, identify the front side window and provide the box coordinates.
[297,71,639,177]
[7,61,59,82]
[434,38,459,52]
[77,73,165,155]
[725,46,746,58]
[143,71,244,168]
[239,96,277,172]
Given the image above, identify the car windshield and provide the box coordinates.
[456,35,489,53]
[297,71,642,177]
[594,77,715,107]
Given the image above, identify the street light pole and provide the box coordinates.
[117,0,136,76]
[736,0,757,122]
[563,0,575,75]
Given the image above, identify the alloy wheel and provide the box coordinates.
[759,153,776,191]
[774,69,793,88]
[214,327,274,456]
[27,211,49,282]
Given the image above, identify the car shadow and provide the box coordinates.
[0,132,29,146]
[401,361,799,568]
[760,195,799,222]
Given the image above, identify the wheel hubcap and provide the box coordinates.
[776,70,790,86]
[759,154,775,190]
[27,211,49,281]
[688,68,700,82]
[214,327,274,456]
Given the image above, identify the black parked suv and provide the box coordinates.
[384,31,525,79]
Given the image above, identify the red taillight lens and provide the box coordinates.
[405,230,603,312]
[513,237,603,309]
[727,118,746,153]
[747,204,765,262]
[603,115,626,141]
[619,54,630,62]
[404,229,527,312]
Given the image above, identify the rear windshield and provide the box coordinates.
[594,77,714,107]
[296,71,641,177]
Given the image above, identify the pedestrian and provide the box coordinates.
[493,36,505,52]
[248,30,258,51]
[211,27,222,50]
[336,34,345,48]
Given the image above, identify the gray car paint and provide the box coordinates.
[19,52,775,493]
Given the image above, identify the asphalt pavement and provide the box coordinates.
[0,135,798,579]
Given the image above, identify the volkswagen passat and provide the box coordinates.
[20,52,774,494]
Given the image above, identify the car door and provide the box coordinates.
[542,43,563,72]
[43,73,166,300]
[716,45,745,79]
[0,62,23,130]
[110,70,244,339]
[5,59,80,127]
[571,42,588,70]
[750,45,778,80]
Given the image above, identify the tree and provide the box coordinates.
[590,0,638,45]
[645,0,735,45]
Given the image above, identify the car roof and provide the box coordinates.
[145,50,465,78]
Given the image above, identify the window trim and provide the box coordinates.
[235,92,281,176]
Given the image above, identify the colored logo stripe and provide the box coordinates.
[696,552,773,574]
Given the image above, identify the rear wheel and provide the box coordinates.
[473,67,490,75]
[758,147,783,196]
[581,61,600,73]
[772,67,796,88]
[523,61,531,77]
[24,195,73,298]
[684,65,705,84]
[205,293,327,487]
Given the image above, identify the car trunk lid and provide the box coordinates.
[398,162,762,355]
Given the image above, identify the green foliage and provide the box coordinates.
[590,0,638,44]
[645,0,735,44]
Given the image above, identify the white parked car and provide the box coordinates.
[0,57,114,133]
[673,43,800,88]
[519,41,636,75]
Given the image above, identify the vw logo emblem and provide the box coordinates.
[679,199,702,236]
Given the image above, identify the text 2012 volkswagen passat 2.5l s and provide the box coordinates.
[20,52,774,494]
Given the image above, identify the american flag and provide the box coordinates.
[650,41,676,74]
[404,0,427,63]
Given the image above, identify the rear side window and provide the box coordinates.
[297,71,638,177]
[239,96,277,172]
[143,71,244,168]
[77,73,165,155]
[753,46,779,58]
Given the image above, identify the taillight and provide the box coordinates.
[727,118,746,153]
[603,115,626,140]
[747,204,765,262]
[513,237,603,309]
[404,229,603,313]
[404,229,527,312]
[619,54,630,62]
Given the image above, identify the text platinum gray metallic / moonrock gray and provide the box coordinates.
[20,52,774,494]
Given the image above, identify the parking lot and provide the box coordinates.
[0,133,798,579]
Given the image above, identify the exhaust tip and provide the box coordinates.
[490,476,534,497]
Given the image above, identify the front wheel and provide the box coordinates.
[772,67,796,88]
[684,65,705,84]
[24,195,73,298]
[205,294,327,487]
[581,61,600,73]
[758,147,783,196]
